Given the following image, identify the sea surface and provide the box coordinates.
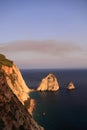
[21,69,87,130]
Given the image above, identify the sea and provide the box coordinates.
[21,69,87,130]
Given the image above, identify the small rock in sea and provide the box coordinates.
[42,112,46,116]
[67,82,75,90]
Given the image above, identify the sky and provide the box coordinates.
[0,0,87,69]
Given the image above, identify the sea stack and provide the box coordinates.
[67,82,75,90]
[37,73,59,91]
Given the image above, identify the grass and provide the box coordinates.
[0,54,13,68]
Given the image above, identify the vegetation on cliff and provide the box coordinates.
[0,54,13,68]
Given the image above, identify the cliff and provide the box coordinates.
[0,54,32,106]
[0,70,44,130]
[37,73,59,91]
[0,54,44,130]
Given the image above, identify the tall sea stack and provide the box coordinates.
[37,73,59,91]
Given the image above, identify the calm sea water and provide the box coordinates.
[21,69,87,130]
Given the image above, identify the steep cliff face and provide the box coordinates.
[0,70,44,130]
[0,54,31,105]
[1,64,30,104]
[37,73,59,91]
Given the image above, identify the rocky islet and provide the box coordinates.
[67,82,75,90]
[37,73,59,91]
[37,73,75,91]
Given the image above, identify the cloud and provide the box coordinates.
[0,40,82,56]
[0,40,87,68]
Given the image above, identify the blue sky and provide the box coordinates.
[0,0,87,68]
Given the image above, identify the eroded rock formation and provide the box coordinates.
[67,82,75,90]
[37,73,59,91]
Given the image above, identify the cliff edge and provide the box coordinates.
[0,54,30,105]
[0,54,44,130]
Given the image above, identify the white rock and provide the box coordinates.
[67,82,75,90]
[37,73,59,91]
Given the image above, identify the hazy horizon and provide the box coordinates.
[0,0,87,69]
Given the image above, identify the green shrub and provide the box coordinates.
[0,59,13,67]
[0,54,5,60]
[0,54,13,67]
[0,63,2,69]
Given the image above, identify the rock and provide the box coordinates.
[1,65,30,104]
[0,70,44,130]
[67,82,75,90]
[0,54,44,130]
[37,73,59,91]
[0,54,34,114]
[42,112,46,116]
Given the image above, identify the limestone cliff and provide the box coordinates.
[67,82,75,90]
[0,54,31,105]
[37,73,59,91]
[0,70,44,130]
[0,54,36,115]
